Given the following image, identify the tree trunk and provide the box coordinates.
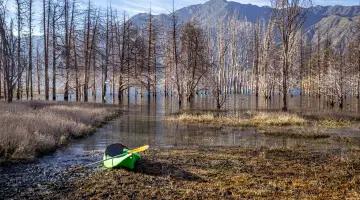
[36,46,41,96]
[52,5,56,101]
[44,0,50,100]
[29,0,33,100]
[16,0,22,100]
[83,0,91,102]
[102,8,109,103]
[63,0,70,101]
[282,45,289,112]
[147,10,152,101]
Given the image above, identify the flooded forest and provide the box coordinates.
[0,0,360,199]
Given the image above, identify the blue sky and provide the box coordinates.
[92,0,360,16]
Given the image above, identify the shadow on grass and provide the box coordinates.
[134,158,204,182]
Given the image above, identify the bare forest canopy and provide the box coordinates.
[0,0,359,111]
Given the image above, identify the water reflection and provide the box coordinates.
[36,94,360,161]
[119,94,359,114]
[70,104,356,154]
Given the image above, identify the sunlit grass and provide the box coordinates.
[169,112,307,127]
[0,101,120,161]
[251,112,306,126]
[318,119,352,128]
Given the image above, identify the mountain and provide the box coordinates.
[130,0,360,46]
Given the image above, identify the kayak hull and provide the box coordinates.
[103,151,141,170]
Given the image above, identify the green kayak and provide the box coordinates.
[103,143,141,170]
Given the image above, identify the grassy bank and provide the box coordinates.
[0,101,120,162]
[62,147,360,199]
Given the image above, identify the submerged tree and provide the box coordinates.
[271,0,311,111]
[178,22,209,103]
[0,4,18,102]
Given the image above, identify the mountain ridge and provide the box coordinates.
[130,0,360,46]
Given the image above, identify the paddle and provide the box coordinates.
[82,145,149,168]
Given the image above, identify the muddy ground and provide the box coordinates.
[5,146,357,200]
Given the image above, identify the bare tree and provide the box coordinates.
[116,12,126,102]
[179,22,209,103]
[83,0,91,102]
[208,23,230,109]
[43,0,50,100]
[0,6,18,102]
[253,20,261,108]
[15,0,25,100]
[63,0,70,101]
[51,1,60,101]
[36,44,41,97]
[91,11,99,100]
[171,0,181,105]
[146,8,153,101]
[271,0,311,111]
[25,0,33,100]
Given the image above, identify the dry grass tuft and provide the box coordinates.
[259,126,330,139]
[251,112,307,126]
[169,112,307,127]
[318,119,352,128]
[176,113,216,123]
[0,101,120,161]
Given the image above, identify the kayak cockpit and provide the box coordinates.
[103,143,141,170]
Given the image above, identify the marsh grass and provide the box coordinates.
[0,101,120,161]
[302,111,360,121]
[169,112,307,127]
[251,112,307,126]
[318,119,352,128]
[168,112,359,139]
[259,127,330,139]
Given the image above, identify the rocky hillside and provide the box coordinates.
[131,0,360,46]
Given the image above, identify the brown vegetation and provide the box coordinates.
[168,112,307,127]
[0,101,120,161]
[62,147,360,199]
[168,111,360,139]
[259,126,330,139]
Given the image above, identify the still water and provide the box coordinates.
[61,94,360,155]
[46,94,360,153]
